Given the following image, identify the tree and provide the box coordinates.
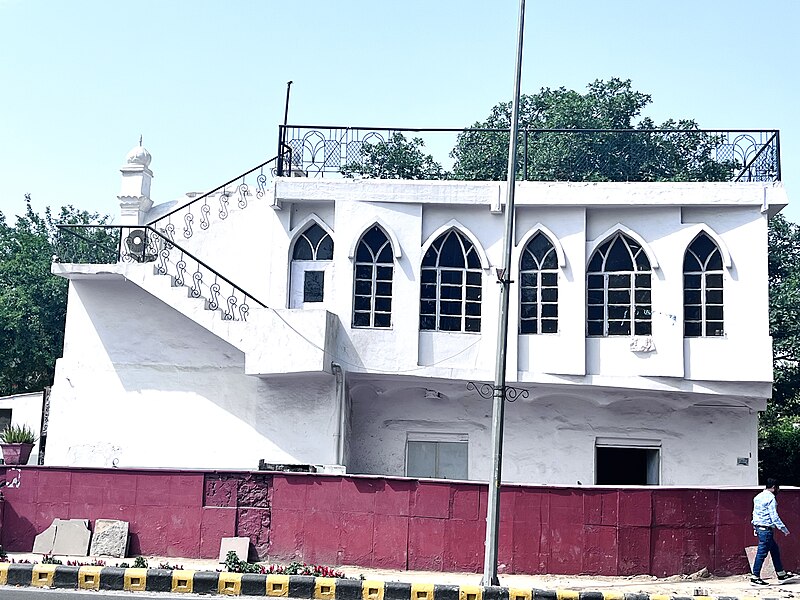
[0,196,110,396]
[450,78,734,182]
[341,133,447,180]
[766,214,800,419]
[757,214,800,484]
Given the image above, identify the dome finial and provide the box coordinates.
[125,137,152,168]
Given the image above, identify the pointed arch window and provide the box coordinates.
[293,223,333,260]
[353,226,394,328]
[587,233,652,336]
[520,232,558,334]
[420,229,482,332]
[684,233,724,337]
[291,223,333,304]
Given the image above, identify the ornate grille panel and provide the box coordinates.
[279,126,780,183]
[55,225,266,322]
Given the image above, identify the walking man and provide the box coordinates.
[751,478,796,586]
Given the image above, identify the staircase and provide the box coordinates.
[54,153,335,376]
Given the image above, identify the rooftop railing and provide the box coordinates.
[277,126,780,183]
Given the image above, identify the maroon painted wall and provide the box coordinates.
[1,467,794,576]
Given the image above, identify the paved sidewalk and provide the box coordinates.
[0,552,794,598]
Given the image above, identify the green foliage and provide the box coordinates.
[224,550,262,573]
[0,423,37,444]
[759,417,800,485]
[450,78,734,182]
[342,133,446,180]
[767,214,800,417]
[132,556,149,569]
[0,196,110,396]
[759,214,800,484]
[41,553,62,565]
[265,561,347,578]
[223,551,349,577]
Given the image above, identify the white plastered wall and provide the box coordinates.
[45,279,339,468]
[347,381,760,486]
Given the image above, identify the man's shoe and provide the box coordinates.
[751,577,770,586]
[778,571,797,581]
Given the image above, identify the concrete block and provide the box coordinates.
[52,519,91,556]
[746,544,777,578]
[89,519,129,558]
[219,536,251,562]
[32,519,61,554]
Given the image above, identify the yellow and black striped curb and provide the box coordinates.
[0,564,771,600]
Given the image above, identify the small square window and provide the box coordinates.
[303,271,324,302]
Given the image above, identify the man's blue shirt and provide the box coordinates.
[753,489,789,534]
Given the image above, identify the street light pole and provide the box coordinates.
[482,0,526,586]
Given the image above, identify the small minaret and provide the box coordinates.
[118,136,154,225]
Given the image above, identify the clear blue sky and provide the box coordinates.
[1,0,798,222]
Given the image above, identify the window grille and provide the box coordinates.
[420,229,482,332]
[353,226,393,328]
[520,232,558,334]
[587,233,652,336]
[292,223,333,260]
[684,233,724,337]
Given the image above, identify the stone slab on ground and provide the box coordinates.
[32,519,61,554]
[89,519,129,558]
[219,536,251,562]
[51,519,91,556]
[746,544,777,579]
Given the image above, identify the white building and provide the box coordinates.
[44,141,788,485]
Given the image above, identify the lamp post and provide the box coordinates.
[481,0,526,586]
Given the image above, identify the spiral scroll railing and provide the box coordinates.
[278,125,780,183]
[55,225,266,322]
[147,154,283,242]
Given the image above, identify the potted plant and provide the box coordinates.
[0,424,37,465]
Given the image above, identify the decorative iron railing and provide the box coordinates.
[55,225,266,322]
[146,155,284,241]
[277,125,780,183]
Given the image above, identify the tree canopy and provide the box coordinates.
[451,78,733,182]
[341,133,446,180]
[759,214,800,483]
[342,78,735,183]
[0,197,109,396]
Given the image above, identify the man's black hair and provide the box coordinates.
[766,478,780,489]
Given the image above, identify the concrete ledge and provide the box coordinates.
[0,566,782,600]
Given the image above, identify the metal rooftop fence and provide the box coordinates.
[277,125,780,183]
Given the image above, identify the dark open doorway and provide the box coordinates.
[595,446,659,485]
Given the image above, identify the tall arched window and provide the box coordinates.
[684,233,724,337]
[353,226,393,328]
[520,232,558,334]
[587,233,652,336]
[291,223,333,306]
[420,229,482,332]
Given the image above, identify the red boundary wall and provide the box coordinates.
[1,467,795,576]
